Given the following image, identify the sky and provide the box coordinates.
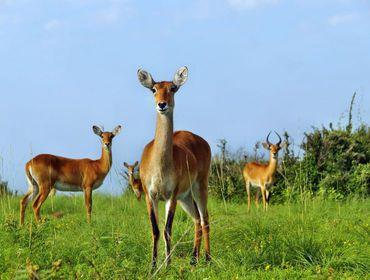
[0,0,369,193]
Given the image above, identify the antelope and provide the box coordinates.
[243,131,286,211]
[20,125,122,225]
[137,67,211,268]
[123,161,143,200]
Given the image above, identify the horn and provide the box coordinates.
[274,131,282,146]
[266,131,272,146]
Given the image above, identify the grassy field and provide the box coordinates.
[0,194,369,279]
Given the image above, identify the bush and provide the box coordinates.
[209,94,369,203]
[0,179,13,197]
[348,163,370,197]
[209,139,247,202]
[296,124,370,199]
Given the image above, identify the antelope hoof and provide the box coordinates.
[151,259,157,270]
[190,256,198,266]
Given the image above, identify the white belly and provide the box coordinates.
[54,181,82,192]
[250,181,261,188]
[54,180,104,192]
[250,180,272,189]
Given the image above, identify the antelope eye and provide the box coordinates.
[151,87,157,94]
[170,85,178,92]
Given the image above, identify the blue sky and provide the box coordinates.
[0,0,369,193]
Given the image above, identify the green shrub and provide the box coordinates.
[0,179,13,197]
[209,94,369,203]
[348,163,370,197]
[209,140,247,202]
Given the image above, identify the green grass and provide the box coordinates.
[0,194,369,279]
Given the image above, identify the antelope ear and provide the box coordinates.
[112,125,122,136]
[137,68,155,89]
[93,125,103,137]
[124,162,129,168]
[134,161,139,167]
[173,66,188,87]
[262,142,270,150]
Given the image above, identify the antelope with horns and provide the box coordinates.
[20,125,122,225]
[243,131,286,211]
[123,161,143,200]
[137,67,211,268]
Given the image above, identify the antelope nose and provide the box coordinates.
[158,102,167,109]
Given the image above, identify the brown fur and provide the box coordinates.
[20,126,121,225]
[243,141,284,211]
[124,161,143,200]
[137,67,211,267]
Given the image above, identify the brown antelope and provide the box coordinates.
[137,67,211,268]
[20,125,121,225]
[123,161,143,200]
[243,131,286,211]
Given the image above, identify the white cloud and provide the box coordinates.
[0,0,12,5]
[44,19,63,31]
[327,13,357,26]
[93,1,134,25]
[0,0,30,7]
[227,0,280,10]
[94,7,120,24]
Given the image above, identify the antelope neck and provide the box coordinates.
[152,111,174,170]
[267,152,278,174]
[99,146,112,174]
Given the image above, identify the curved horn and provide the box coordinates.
[274,131,282,146]
[266,131,272,146]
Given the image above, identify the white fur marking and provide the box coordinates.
[165,200,172,220]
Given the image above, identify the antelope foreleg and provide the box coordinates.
[146,197,159,269]
[84,186,93,223]
[164,198,177,267]
[246,180,251,212]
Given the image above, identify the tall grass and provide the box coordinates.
[0,194,368,279]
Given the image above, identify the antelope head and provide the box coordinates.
[262,131,286,159]
[123,161,142,200]
[93,125,122,151]
[137,67,188,114]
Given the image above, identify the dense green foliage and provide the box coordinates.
[209,123,370,203]
[278,124,369,200]
[0,179,13,197]
[0,195,369,279]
